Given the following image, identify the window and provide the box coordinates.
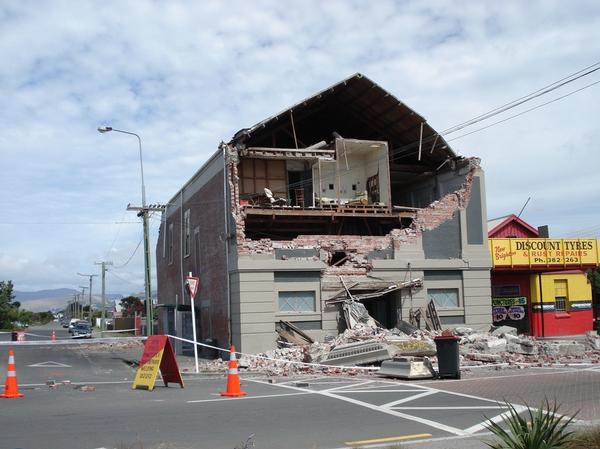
[427,288,460,308]
[194,227,201,274]
[492,285,520,297]
[183,209,190,257]
[168,223,174,264]
[278,291,316,312]
[554,279,568,312]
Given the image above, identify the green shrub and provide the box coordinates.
[485,399,576,449]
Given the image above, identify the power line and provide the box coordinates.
[107,270,143,288]
[112,238,143,269]
[447,79,600,142]
[441,61,600,135]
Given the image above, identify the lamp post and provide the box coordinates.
[98,126,153,336]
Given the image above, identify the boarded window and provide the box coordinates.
[427,288,460,308]
[278,291,316,312]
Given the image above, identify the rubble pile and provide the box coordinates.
[457,327,600,368]
[234,324,437,376]
[191,324,600,376]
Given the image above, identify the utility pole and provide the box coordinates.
[79,286,87,319]
[77,273,97,325]
[73,293,79,319]
[95,261,113,337]
[126,203,165,336]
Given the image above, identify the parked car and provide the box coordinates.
[71,322,92,339]
[68,319,86,334]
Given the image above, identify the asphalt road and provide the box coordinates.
[1,324,598,449]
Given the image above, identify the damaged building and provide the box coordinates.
[156,73,492,354]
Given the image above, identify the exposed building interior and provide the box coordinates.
[228,73,473,242]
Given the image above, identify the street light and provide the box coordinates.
[98,125,153,336]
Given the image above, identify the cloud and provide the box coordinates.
[1,0,599,292]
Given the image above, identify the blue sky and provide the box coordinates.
[1,1,599,294]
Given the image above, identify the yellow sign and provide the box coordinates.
[490,238,600,268]
[132,335,184,391]
[132,350,164,390]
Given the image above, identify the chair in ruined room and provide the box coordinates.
[294,188,305,207]
[264,188,287,206]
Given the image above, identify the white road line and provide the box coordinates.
[380,391,437,408]
[335,389,422,393]
[28,361,72,368]
[463,405,528,434]
[248,378,468,436]
[322,380,375,392]
[394,406,508,410]
[187,391,313,403]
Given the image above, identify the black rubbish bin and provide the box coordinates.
[11,331,18,342]
[434,335,461,379]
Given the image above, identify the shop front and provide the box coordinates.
[488,215,599,337]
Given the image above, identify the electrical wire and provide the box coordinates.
[441,61,600,135]
[112,238,143,269]
[107,270,143,287]
[446,79,600,142]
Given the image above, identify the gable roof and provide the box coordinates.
[488,214,540,238]
[230,73,456,166]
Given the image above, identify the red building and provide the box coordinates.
[488,215,599,337]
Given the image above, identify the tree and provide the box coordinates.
[120,296,144,317]
[0,281,17,329]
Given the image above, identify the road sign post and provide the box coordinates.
[185,273,200,374]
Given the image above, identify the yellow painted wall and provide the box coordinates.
[529,272,592,303]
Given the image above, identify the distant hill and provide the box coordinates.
[13,289,124,312]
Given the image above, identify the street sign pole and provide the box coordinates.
[185,273,200,374]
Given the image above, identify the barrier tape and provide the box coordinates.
[166,334,380,372]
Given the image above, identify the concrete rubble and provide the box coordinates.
[191,324,600,376]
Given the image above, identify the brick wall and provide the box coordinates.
[156,168,230,347]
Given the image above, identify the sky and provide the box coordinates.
[1,1,599,295]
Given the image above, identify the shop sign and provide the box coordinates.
[492,296,527,307]
[492,306,509,322]
[507,305,525,320]
[490,238,599,267]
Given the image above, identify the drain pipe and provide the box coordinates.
[221,142,232,346]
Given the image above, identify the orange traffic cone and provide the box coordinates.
[51,331,57,342]
[220,345,247,397]
[0,349,24,398]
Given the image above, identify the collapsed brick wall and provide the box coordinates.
[228,147,481,275]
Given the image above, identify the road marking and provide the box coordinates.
[394,406,508,410]
[345,433,432,446]
[248,379,469,436]
[28,361,72,368]
[323,380,374,392]
[187,391,313,403]
[380,390,437,408]
[463,404,528,434]
[336,389,422,393]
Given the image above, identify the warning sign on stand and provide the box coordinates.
[132,335,184,391]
